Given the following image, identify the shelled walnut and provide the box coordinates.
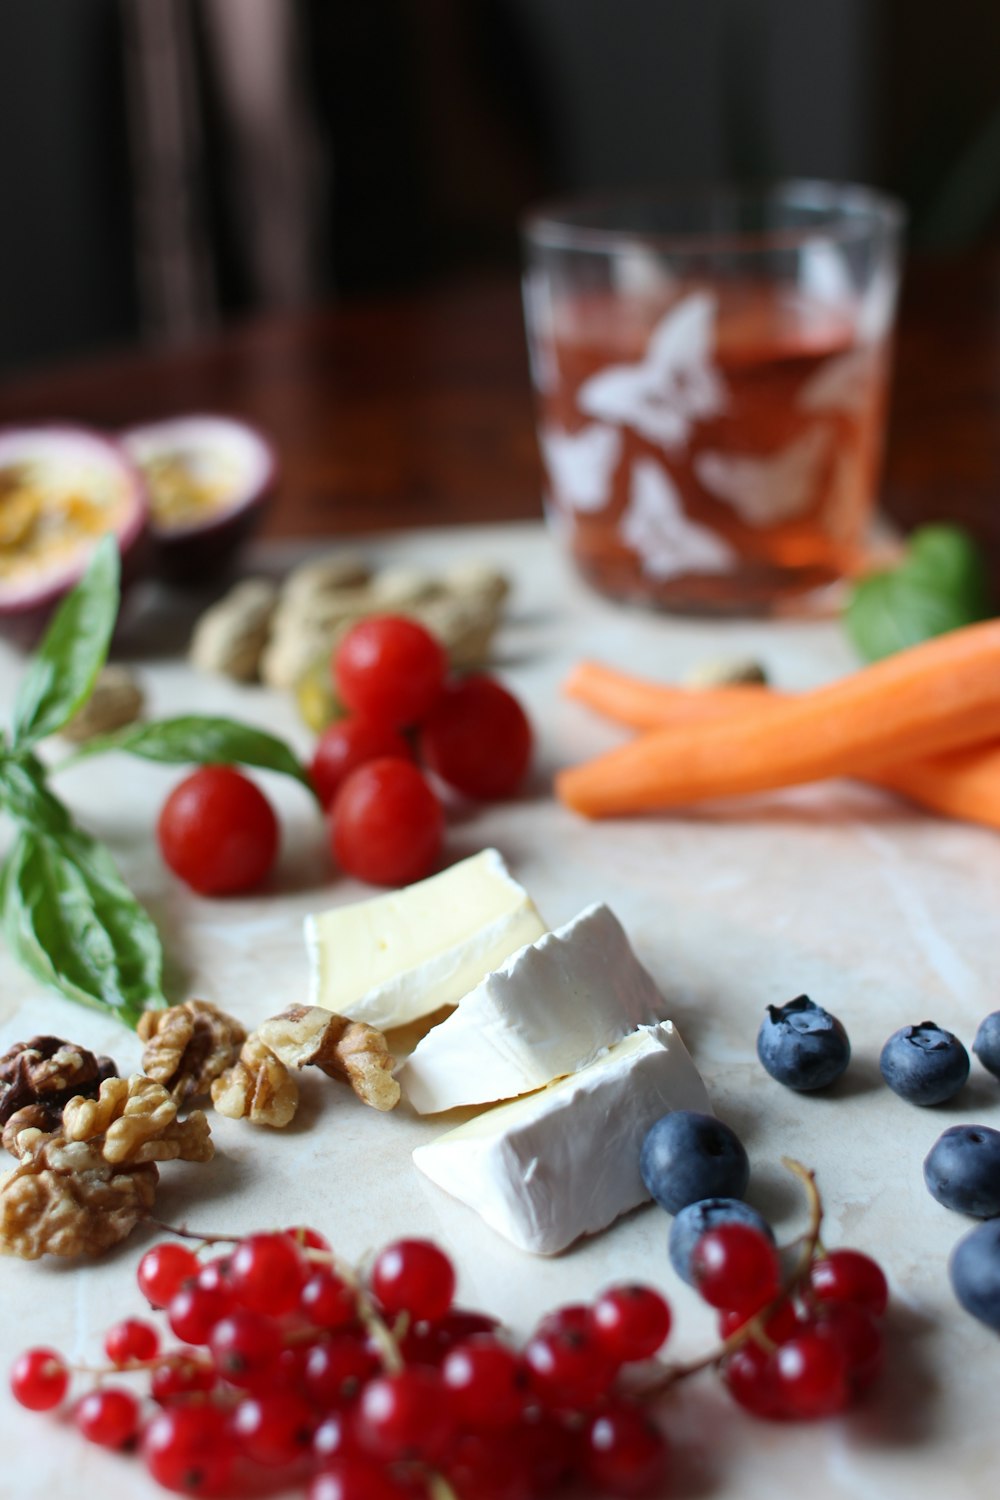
[0,1075,212,1260]
[60,665,145,742]
[211,1036,299,1127]
[256,1005,400,1112]
[138,999,246,1102]
[0,1037,118,1146]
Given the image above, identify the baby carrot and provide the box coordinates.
[556,620,1000,818]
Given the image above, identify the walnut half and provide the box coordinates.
[211,1037,299,1128]
[138,999,246,1102]
[255,1005,400,1112]
[0,1037,118,1147]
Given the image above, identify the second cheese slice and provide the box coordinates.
[397,902,669,1114]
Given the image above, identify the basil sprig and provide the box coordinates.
[0,542,316,1028]
[844,524,991,662]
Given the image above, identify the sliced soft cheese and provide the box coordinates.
[305,848,546,1031]
[397,901,669,1114]
[413,1020,710,1254]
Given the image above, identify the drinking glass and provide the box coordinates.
[521,182,904,612]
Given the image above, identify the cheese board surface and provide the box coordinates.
[1,520,999,1500]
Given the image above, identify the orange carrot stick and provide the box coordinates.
[556,621,1000,818]
[562,658,1000,831]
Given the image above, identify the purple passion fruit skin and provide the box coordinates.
[120,415,277,585]
[0,425,148,639]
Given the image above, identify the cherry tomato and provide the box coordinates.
[310,717,414,808]
[419,674,532,800]
[330,757,443,887]
[157,765,279,895]
[334,616,447,728]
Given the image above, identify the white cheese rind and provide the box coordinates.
[412,1021,710,1254]
[304,848,546,1030]
[397,902,669,1114]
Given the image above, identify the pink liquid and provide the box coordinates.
[537,285,890,611]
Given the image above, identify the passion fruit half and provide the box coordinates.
[0,425,147,634]
[121,414,277,584]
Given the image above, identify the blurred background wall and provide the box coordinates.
[1,0,999,375]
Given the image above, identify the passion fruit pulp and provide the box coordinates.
[0,425,147,635]
[120,414,276,584]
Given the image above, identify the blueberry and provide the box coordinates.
[950,1220,1000,1330]
[879,1021,969,1106]
[668,1198,774,1286]
[923,1125,1000,1218]
[973,1012,1000,1079]
[756,994,851,1091]
[640,1111,750,1215]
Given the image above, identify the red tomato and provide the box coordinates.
[309,717,413,808]
[330,757,443,887]
[419,674,532,800]
[157,766,279,895]
[334,616,447,728]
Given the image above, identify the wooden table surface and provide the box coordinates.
[1,257,999,553]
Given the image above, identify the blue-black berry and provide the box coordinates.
[923,1125,1000,1218]
[639,1111,750,1216]
[756,994,851,1091]
[973,1012,1000,1080]
[950,1220,1000,1330]
[668,1198,774,1286]
[879,1021,969,1106]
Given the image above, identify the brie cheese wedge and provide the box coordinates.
[412,1020,710,1253]
[397,902,669,1114]
[305,848,546,1031]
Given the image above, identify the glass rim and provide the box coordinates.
[522,179,905,257]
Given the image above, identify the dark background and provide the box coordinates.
[2,0,1000,376]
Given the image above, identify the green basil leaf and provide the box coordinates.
[1,825,166,1027]
[12,536,120,747]
[67,714,316,797]
[844,524,991,662]
[0,756,72,836]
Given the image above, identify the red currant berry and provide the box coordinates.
[371,1239,456,1323]
[398,1307,499,1367]
[75,1386,141,1449]
[814,1302,884,1391]
[231,1231,306,1315]
[209,1310,282,1388]
[718,1297,801,1342]
[142,1404,237,1495]
[722,1341,784,1419]
[309,1458,412,1500]
[10,1347,69,1411]
[524,1327,617,1411]
[442,1336,527,1431]
[168,1281,236,1345]
[445,1432,535,1500]
[809,1249,889,1318]
[691,1224,782,1314]
[311,718,415,808]
[287,1225,332,1254]
[196,1256,233,1294]
[232,1390,318,1467]
[582,1402,670,1497]
[301,1269,357,1330]
[313,1409,363,1465]
[419,673,533,800]
[535,1304,591,1340]
[104,1317,160,1366]
[335,616,447,729]
[590,1284,672,1363]
[150,1354,217,1404]
[356,1368,455,1463]
[774,1331,850,1418]
[519,1411,581,1490]
[305,1335,380,1408]
[137,1242,199,1308]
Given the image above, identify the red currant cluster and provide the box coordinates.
[690,1219,889,1421]
[9,1187,889,1498]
